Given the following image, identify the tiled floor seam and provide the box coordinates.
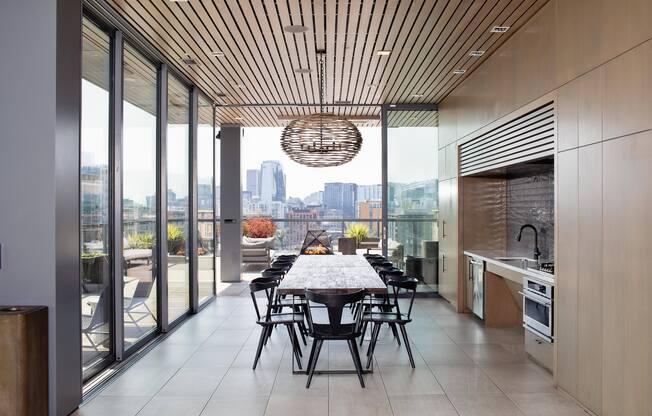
[134,303,246,416]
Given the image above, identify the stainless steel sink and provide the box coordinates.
[493,256,537,269]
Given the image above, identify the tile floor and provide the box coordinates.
[75,291,588,416]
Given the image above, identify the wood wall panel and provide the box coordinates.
[555,149,579,397]
[577,143,603,414]
[556,80,578,152]
[437,0,652,413]
[602,131,652,416]
[578,68,604,146]
[603,41,652,140]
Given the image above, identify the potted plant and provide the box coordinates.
[81,252,109,287]
[345,223,369,247]
[242,217,277,249]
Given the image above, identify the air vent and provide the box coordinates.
[459,101,555,176]
[181,57,198,65]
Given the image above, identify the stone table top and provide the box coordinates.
[277,254,387,295]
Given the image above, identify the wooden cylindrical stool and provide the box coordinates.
[0,306,48,416]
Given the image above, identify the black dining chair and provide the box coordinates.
[303,289,368,388]
[357,268,405,345]
[262,267,286,279]
[249,277,304,370]
[363,276,418,369]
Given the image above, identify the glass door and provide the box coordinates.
[80,17,113,380]
[122,44,159,350]
[197,96,216,304]
[166,75,191,323]
[386,108,439,292]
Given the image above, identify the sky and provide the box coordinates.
[241,126,438,199]
[83,79,438,204]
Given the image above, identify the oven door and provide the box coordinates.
[522,289,553,341]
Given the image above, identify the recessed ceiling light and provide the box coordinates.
[215,93,227,98]
[210,51,225,57]
[389,104,397,108]
[283,25,309,34]
[181,57,198,65]
[366,83,378,88]
[453,69,466,75]
[376,50,391,56]
[490,26,510,33]
[412,94,424,98]
[294,68,311,74]
[236,84,246,89]
[469,50,485,57]
[234,116,243,120]
[334,100,352,105]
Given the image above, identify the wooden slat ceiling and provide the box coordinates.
[104,0,549,127]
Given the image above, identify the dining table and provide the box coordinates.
[276,254,388,296]
[276,254,387,375]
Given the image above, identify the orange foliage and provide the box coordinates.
[243,217,277,238]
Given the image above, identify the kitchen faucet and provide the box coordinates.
[517,224,540,262]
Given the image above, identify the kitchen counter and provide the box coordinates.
[464,250,555,285]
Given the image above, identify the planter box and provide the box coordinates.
[338,237,357,255]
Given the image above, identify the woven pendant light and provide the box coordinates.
[280,51,362,167]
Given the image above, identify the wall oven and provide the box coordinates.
[521,276,553,342]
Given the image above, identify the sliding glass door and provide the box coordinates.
[166,75,191,322]
[122,43,159,350]
[80,18,113,380]
[386,109,439,292]
[197,96,216,303]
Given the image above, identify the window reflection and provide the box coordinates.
[387,111,439,291]
[198,96,216,303]
[122,44,158,349]
[81,18,112,379]
[167,75,190,322]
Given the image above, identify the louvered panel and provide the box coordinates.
[459,102,555,176]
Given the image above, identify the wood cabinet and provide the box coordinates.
[438,178,459,310]
[437,144,458,181]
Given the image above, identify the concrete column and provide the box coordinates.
[220,124,242,282]
[0,0,82,415]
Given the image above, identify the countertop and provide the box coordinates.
[464,250,555,285]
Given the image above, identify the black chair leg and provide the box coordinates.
[366,323,381,369]
[252,325,267,370]
[297,322,308,345]
[286,324,303,369]
[389,323,401,345]
[366,322,380,357]
[359,320,368,346]
[305,338,318,374]
[347,339,366,388]
[306,339,323,388]
[289,325,303,358]
[399,324,415,368]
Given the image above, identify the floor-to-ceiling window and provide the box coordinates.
[240,126,381,275]
[80,17,113,380]
[387,109,439,291]
[122,44,159,350]
[166,75,190,322]
[197,96,216,303]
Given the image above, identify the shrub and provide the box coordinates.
[243,217,276,238]
[128,233,154,249]
[345,223,369,245]
[167,223,186,255]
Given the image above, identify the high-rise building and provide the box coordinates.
[246,169,260,198]
[324,182,357,218]
[303,190,323,206]
[357,200,382,236]
[357,184,382,203]
[259,160,286,203]
[286,208,319,250]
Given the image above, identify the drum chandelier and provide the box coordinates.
[280,51,362,167]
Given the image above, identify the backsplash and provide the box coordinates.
[506,163,554,262]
